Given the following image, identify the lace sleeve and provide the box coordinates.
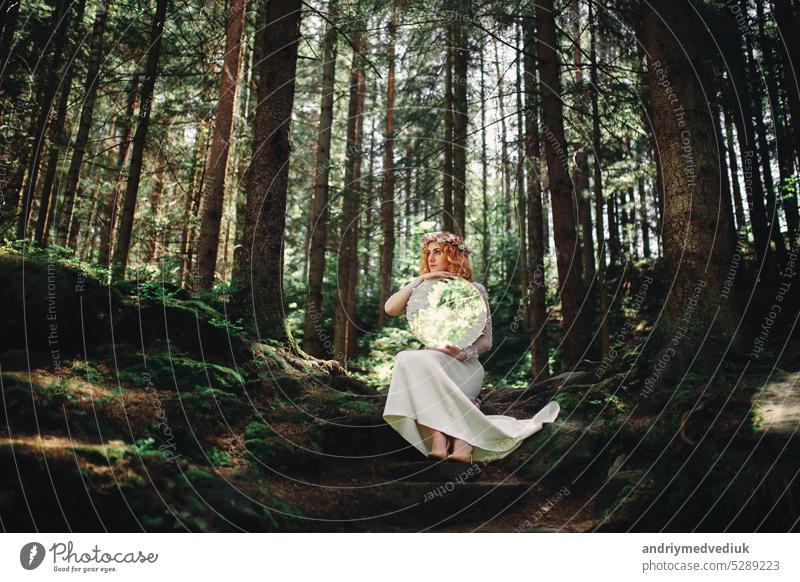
[462,282,492,360]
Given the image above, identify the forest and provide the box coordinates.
[0,0,799,532]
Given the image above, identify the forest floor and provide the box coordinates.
[1,248,798,532]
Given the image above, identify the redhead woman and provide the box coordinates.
[382,231,560,464]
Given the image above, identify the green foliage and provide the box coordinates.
[70,360,105,384]
[206,313,247,337]
[134,436,167,458]
[109,261,243,343]
[118,353,243,392]
[73,441,128,465]
[179,465,215,489]
[244,439,285,466]
[348,326,422,390]
[250,343,290,371]
[244,421,275,440]
[487,349,531,389]
[750,403,765,433]
[553,391,581,412]
[0,241,109,284]
[180,387,244,414]
[113,274,183,303]
[209,448,234,467]
[298,389,380,417]
[257,495,306,528]
[1,373,67,408]
[553,384,627,418]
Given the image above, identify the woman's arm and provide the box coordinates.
[383,277,423,317]
[384,272,459,316]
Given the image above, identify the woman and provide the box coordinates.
[382,231,560,464]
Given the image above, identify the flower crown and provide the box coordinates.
[422,231,472,255]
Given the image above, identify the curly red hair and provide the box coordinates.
[420,238,473,281]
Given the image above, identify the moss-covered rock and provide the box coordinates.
[506,418,614,486]
[117,353,244,393]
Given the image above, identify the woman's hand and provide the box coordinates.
[426,343,467,361]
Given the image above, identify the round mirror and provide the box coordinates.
[406,276,488,349]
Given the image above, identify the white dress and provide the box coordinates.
[382,280,561,463]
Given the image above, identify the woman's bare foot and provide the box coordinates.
[447,437,474,463]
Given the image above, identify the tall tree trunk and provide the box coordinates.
[774,0,800,171]
[647,135,664,258]
[178,188,195,287]
[625,185,636,259]
[335,24,368,361]
[185,121,211,289]
[571,0,595,297]
[619,189,630,259]
[590,0,609,359]
[480,43,490,282]
[17,0,72,239]
[234,0,302,349]
[56,0,110,248]
[0,109,34,227]
[606,187,621,273]
[713,98,738,256]
[536,0,589,370]
[112,0,168,277]
[763,1,799,247]
[404,142,412,248]
[442,16,454,232]
[346,66,368,363]
[515,22,528,303]
[632,183,640,258]
[98,74,138,266]
[34,2,86,246]
[639,0,741,377]
[231,21,256,284]
[523,19,549,380]
[542,190,550,256]
[493,37,513,282]
[303,0,338,357]
[574,149,594,286]
[0,0,21,95]
[333,25,368,367]
[377,12,396,331]
[82,181,102,261]
[221,86,243,285]
[741,0,786,265]
[361,75,379,299]
[144,157,165,263]
[638,176,651,259]
[635,33,665,259]
[451,2,469,236]
[778,89,800,247]
[196,0,248,289]
[723,106,746,230]
[723,9,776,277]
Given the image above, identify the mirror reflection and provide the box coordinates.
[406,277,487,349]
